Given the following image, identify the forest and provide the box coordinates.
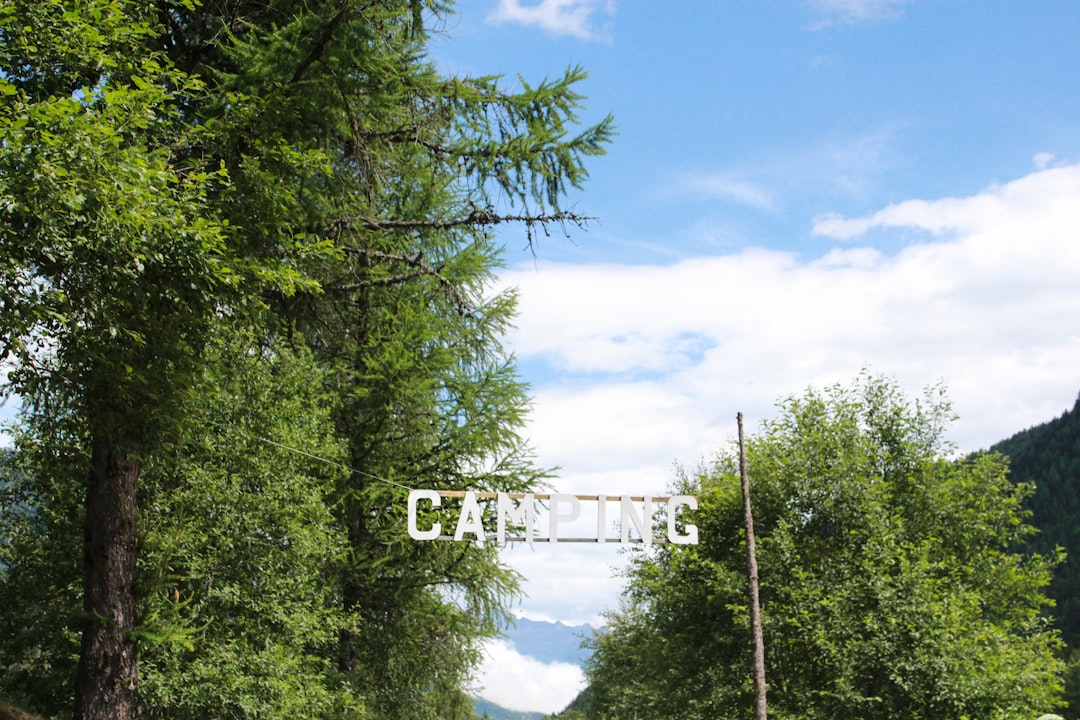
[0,1,611,718]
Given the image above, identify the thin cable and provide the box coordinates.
[255,436,413,492]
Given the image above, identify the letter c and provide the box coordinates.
[408,489,441,540]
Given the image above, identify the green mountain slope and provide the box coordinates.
[990,393,1080,648]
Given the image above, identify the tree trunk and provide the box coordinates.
[73,440,140,720]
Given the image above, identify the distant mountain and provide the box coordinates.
[471,617,594,718]
[472,697,544,720]
[503,617,594,666]
[989,392,1080,648]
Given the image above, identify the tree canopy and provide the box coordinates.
[581,376,1065,720]
[0,1,612,718]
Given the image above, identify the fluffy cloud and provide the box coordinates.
[487,0,615,41]
[492,162,1080,636]
[503,162,1080,459]
[813,163,1080,240]
[474,639,587,714]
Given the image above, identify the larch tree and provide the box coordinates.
[0,1,612,719]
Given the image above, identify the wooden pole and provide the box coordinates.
[739,412,768,720]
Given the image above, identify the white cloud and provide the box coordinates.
[474,639,587,714]
[813,163,1080,240]
[503,542,626,624]
[1034,152,1057,171]
[495,162,1080,642]
[487,0,615,41]
[672,126,902,215]
[681,173,776,210]
[808,0,910,25]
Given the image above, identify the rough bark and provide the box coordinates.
[72,440,140,720]
[0,701,40,720]
[738,412,768,720]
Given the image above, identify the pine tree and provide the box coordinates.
[990,394,1080,647]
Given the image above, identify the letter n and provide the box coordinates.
[620,495,653,545]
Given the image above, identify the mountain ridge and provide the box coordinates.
[472,617,594,719]
[502,617,594,666]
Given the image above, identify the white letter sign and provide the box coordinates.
[405,490,699,545]
[454,491,485,541]
[408,489,441,541]
[667,495,699,545]
[548,494,581,543]
[620,495,652,545]
[497,493,535,544]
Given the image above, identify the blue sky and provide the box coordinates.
[435,2,1080,713]
[435,1,1080,265]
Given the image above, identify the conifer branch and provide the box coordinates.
[290,0,352,85]
[326,248,469,311]
[327,208,592,235]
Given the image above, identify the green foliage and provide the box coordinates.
[585,375,1065,720]
[990,395,1080,648]
[0,48,228,443]
[989,394,1080,713]
[0,418,88,719]
[156,5,593,715]
[1,0,611,717]
[134,334,359,719]
[0,334,361,719]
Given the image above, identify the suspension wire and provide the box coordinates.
[254,435,414,493]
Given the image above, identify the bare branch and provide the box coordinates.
[329,208,591,234]
[327,248,469,312]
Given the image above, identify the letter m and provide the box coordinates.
[497,493,535,544]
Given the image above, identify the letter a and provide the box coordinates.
[454,491,486,542]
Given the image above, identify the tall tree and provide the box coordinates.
[0,332,358,719]
[151,2,609,715]
[584,376,1065,720]
[1,1,611,718]
[0,4,247,716]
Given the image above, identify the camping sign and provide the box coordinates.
[407,490,699,545]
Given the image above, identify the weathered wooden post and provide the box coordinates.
[739,412,768,720]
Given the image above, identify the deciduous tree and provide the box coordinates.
[585,376,1065,720]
